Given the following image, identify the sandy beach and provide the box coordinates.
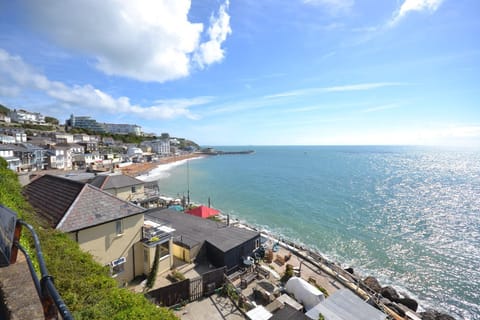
[120,153,204,177]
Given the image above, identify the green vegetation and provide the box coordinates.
[21,123,57,131]
[281,264,295,283]
[146,245,160,290]
[44,116,59,125]
[0,103,9,115]
[0,158,178,320]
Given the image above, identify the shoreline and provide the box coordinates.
[122,152,455,319]
[120,153,205,178]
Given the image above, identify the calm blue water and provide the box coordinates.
[154,146,480,319]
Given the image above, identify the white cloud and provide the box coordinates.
[303,0,354,14]
[0,48,209,120]
[22,0,231,82]
[194,0,232,68]
[390,0,443,26]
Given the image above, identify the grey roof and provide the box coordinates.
[305,289,386,320]
[145,208,259,252]
[57,184,144,232]
[271,304,309,320]
[23,175,144,232]
[89,174,144,190]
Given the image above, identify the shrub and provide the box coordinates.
[0,163,178,319]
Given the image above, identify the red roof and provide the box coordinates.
[186,205,220,218]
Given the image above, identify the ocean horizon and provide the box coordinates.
[139,145,480,319]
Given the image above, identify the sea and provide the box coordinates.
[138,146,480,319]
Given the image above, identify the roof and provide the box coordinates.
[246,305,272,320]
[89,174,144,190]
[23,175,144,232]
[145,208,259,252]
[305,289,386,320]
[186,205,220,218]
[23,175,85,228]
[271,304,309,320]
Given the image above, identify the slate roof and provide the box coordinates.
[23,175,144,232]
[23,175,85,228]
[145,208,259,253]
[89,174,144,190]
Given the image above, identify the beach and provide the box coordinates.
[120,153,204,177]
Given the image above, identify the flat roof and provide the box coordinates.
[145,208,259,252]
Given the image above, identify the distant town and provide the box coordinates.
[0,105,199,173]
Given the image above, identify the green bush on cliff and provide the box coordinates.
[0,158,178,320]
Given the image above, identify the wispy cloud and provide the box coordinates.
[360,103,401,113]
[303,0,355,15]
[264,82,405,99]
[389,0,444,26]
[0,48,208,120]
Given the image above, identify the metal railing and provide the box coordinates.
[0,205,73,319]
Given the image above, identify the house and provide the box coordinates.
[48,144,73,170]
[23,175,147,284]
[145,208,261,273]
[9,109,45,124]
[0,113,11,123]
[0,146,21,171]
[89,173,145,201]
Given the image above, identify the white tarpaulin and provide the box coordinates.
[246,305,272,320]
[285,276,325,311]
[305,289,387,320]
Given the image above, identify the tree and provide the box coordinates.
[45,116,59,125]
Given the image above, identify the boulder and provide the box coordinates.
[380,286,400,300]
[396,297,418,312]
[344,267,354,274]
[363,276,382,293]
[420,310,455,320]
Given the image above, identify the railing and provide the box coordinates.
[0,205,73,319]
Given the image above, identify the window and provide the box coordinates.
[116,220,124,236]
[255,238,260,248]
[110,257,126,277]
[131,185,137,193]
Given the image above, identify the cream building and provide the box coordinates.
[23,174,165,285]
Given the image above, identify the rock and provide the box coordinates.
[380,286,400,300]
[420,310,456,320]
[363,276,382,293]
[344,267,354,274]
[397,297,418,312]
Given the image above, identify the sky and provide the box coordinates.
[0,0,479,146]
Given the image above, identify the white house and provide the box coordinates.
[0,148,21,171]
[9,109,45,124]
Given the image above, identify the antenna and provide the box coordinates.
[187,160,190,206]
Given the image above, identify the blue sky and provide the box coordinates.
[0,0,479,146]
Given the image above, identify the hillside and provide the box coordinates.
[0,159,178,320]
[0,103,9,115]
